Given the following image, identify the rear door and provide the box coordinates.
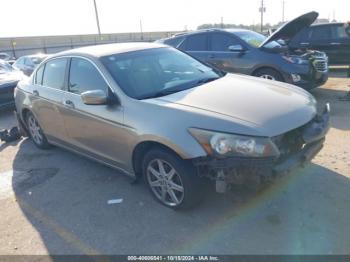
[30,57,69,142]
[60,57,126,169]
[329,24,350,65]
[177,33,211,63]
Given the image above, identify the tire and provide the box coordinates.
[253,68,284,82]
[142,148,204,209]
[25,111,51,149]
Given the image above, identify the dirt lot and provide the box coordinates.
[0,76,349,255]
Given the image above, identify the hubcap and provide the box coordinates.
[28,115,43,145]
[146,159,184,206]
[260,74,276,80]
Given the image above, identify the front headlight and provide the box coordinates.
[282,56,308,65]
[189,128,280,158]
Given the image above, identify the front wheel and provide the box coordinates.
[253,68,284,82]
[142,148,204,209]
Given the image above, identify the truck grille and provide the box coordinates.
[313,59,328,72]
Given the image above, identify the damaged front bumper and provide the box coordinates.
[193,104,330,192]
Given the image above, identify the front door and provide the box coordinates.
[59,57,127,169]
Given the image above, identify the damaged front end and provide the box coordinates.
[192,104,330,193]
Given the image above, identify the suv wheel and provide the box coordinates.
[254,68,284,82]
[26,112,51,149]
[142,148,204,209]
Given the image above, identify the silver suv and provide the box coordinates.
[15,43,330,209]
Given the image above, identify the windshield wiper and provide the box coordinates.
[140,77,220,100]
[194,77,220,86]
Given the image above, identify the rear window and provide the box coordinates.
[42,58,68,90]
[179,34,208,51]
[163,36,185,47]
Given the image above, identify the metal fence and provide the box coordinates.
[0,31,180,58]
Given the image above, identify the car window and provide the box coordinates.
[210,33,240,51]
[24,58,33,66]
[35,64,45,85]
[164,36,185,48]
[68,58,109,95]
[179,34,208,51]
[331,25,350,39]
[16,57,24,65]
[42,58,68,90]
[309,26,331,41]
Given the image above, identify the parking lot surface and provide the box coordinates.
[0,77,349,255]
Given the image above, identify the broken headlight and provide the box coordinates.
[189,128,280,158]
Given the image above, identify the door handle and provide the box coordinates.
[209,54,216,58]
[33,90,39,96]
[63,100,75,108]
[300,42,310,46]
[330,42,341,45]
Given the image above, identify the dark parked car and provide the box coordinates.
[0,60,24,110]
[289,22,350,65]
[157,12,329,90]
[13,54,47,76]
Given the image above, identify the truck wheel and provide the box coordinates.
[142,148,204,209]
[26,112,51,149]
[254,68,284,82]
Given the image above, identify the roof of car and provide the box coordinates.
[54,42,167,58]
[311,22,347,27]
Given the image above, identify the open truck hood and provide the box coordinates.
[260,11,318,48]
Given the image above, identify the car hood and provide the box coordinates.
[154,74,317,137]
[0,70,24,85]
[260,11,318,48]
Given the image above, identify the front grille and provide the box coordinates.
[313,59,328,72]
[272,124,306,160]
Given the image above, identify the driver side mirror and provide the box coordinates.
[228,44,245,52]
[81,90,108,105]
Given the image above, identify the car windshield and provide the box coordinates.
[31,57,45,65]
[101,47,222,99]
[234,30,282,49]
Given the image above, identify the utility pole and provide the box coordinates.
[221,17,224,28]
[140,20,144,40]
[282,0,285,22]
[93,0,101,35]
[259,0,266,33]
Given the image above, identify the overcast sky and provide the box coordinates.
[1,0,349,37]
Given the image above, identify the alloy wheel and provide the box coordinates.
[27,114,43,145]
[146,159,184,206]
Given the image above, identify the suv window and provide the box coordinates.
[180,34,208,51]
[164,36,185,48]
[68,58,109,95]
[210,33,240,51]
[35,64,45,85]
[331,25,350,39]
[309,26,331,41]
[42,58,68,90]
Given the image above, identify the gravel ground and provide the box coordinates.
[0,77,349,255]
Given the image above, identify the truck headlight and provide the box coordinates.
[282,56,308,65]
[189,128,280,158]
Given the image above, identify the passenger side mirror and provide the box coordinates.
[228,44,245,52]
[81,90,108,105]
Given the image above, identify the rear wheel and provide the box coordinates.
[26,112,51,149]
[142,148,204,209]
[254,68,284,82]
